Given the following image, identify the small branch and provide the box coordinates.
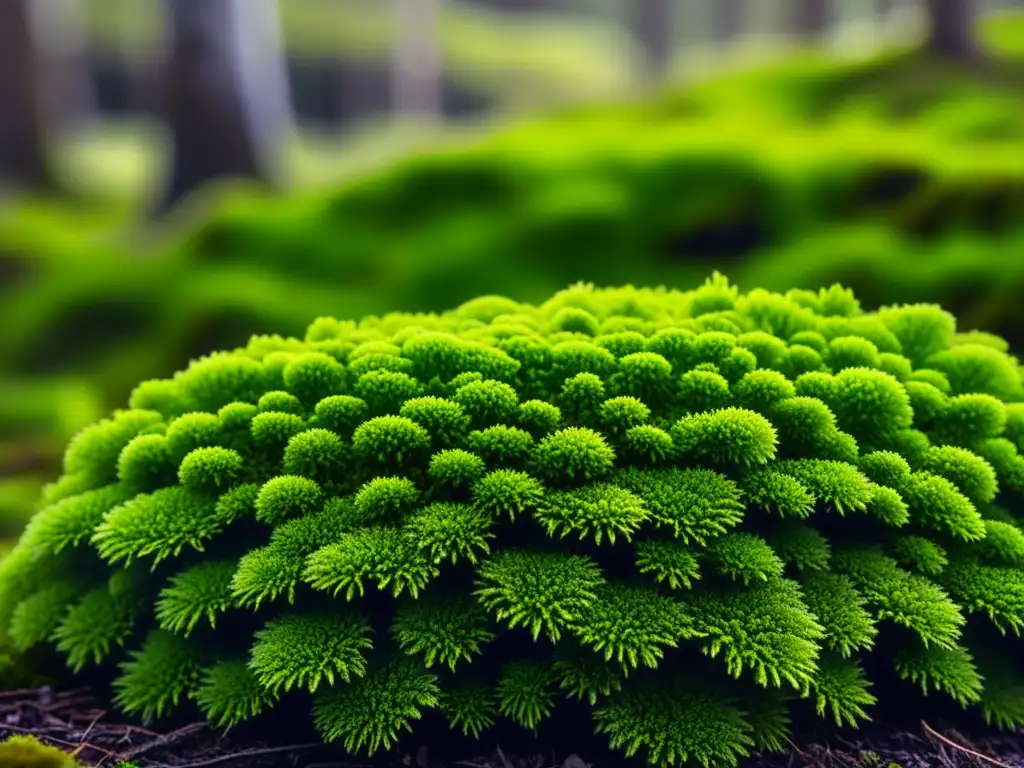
[151,740,323,768]
[920,720,1015,768]
[116,721,208,760]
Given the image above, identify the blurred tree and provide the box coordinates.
[0,0,58,192]
[924,0,978,60]
[792,0,832,39]
[480,0,555,9]
[711,0,744,45]
[629,0,673,85]
[876,0,897,16]
[156,0,291,211]
[392,0,443,118]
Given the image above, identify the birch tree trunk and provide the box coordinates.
[392,0,443,119]
[793,0,832,39]
[0,0,58,192]
[629,0,674,85]
[156,0,291,211]
[924,0,979,60]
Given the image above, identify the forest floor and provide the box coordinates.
[2,685,1024,768]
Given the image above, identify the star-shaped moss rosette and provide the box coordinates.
[4,273,1024,767]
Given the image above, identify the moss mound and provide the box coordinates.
[0,735,84,768]
[3,276,1024,766]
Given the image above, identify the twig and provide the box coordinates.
[78,710,106,743]
[116,721,208,760]
[495,745,514,768]
[920,720,1016,768]
[150,740,323,768]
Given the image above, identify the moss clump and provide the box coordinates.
[3,275,1024,766]
[0,735,84,768]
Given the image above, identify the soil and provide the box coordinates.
[2,685,1024,768]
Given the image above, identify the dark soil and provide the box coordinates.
[2,685,1024,768]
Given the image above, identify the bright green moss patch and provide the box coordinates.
[4,276,1024,766]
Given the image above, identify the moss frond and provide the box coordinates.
[973,519,1024,567]
[634,539,701,591]
[54,585,141,672]
[775,460,873,515]
[920,446,998,506]
[438,680,498,738]
[834,548,964,649]
[939,561,1024,635]
[155,560,237,636]
[113,629,204,720]
[764,521,831,572]
[978,666,1024,730]
[807,653,877,728]
[891,535,948,576]
[901,472,986,542]
[689,578,824,691]
[614,467,744,546]
[428,449,486,491]
[496,660,556,731]
[404,502,495,565]
[193,658,277,728]
[474,550,603,642]
[391,594,494,671]
[471,469,545,521]
[21,484,135,556]
[8,582,79,653]
[593,681,754,768]
[532,426,616,484]
[893,643,983,708]
[703,532,786,585]
[865,483,910,527]
[570,583,695,671]
[534,483,650,545]
[303,527,439,600]
[800,572,877,658]
[739,470,814,518]
[249,612,373,695]
[552,644,625,705]
[743,687,793,754]
[91,486,230,567]
[312,658,440,755]
[672,408,778,468]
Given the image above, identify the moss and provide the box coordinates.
[4,276,1024,766]
[6,14,1024,551]
[0,735,84,768]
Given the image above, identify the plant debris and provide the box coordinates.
[3,685,1024,768]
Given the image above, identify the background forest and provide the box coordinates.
[1,0,1023,561]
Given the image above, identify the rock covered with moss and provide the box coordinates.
[3,274,1024,767]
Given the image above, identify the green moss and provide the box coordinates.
[4,277,1024,766]
[0,735,83,768]
[6,14,1024,551]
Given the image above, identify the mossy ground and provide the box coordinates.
[1,684,1023,768]
[3,11,1024,546]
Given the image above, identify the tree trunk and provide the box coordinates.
[0,0,58,192]
[156,0,291,212]
[32,0,94,132]
[629,0,674,85]
[924,0,979,60]
[483,0,554,10]
[792,0,832,39]
[392,0,443,119]
[711,0,744,45]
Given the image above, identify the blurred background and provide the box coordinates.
[1,0,1024,555]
